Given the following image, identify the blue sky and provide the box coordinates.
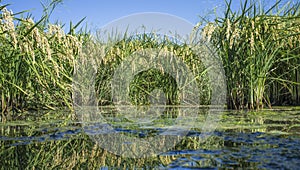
[2,1,240,27]
[0,0,293,32]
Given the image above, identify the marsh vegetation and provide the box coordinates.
[0,0,299,119]
[0,1,300,168]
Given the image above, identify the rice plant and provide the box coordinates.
[93,33,211,107]
[201,0,300,109]
[1,0,300,117]
[0,3,87,119]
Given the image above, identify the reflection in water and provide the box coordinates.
[0,109,300,169]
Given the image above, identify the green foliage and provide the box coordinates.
[1,0,300,118]
[0,3,87,117]
[94,34,211,106]
[201,0,300,109]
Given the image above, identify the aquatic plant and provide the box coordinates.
[92,33,211,106]
[201,0,300,109]
[0,3,87,118]
[1,0,300,118]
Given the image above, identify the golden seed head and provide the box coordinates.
[201,22,216,42]
[1,8,17,47]
[226,19,231,41]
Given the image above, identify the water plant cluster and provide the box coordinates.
[92,34,210,106]
[202,0,300,109]
[0,0,300,117]
[0,2,88,116]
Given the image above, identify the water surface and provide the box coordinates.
[1,108,299,169]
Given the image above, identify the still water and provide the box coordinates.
[1,108,300,169]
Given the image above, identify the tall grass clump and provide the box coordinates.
[0,3,87,117]
[93,33,211,106]
[201,0,300,109]
[1,0,299,116]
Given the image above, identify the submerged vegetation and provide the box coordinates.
[0,0,300,119]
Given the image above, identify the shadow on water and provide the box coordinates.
[0,108,300,169]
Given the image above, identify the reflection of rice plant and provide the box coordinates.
[201,0,300,109]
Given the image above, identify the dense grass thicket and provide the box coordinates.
[0,0,300,119]
[92,34,210,106]
[0,2,88,116]
[202,0,300,109]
